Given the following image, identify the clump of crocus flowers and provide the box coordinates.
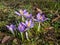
[6,9,48,41]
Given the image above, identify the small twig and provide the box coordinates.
[52,15,60,22]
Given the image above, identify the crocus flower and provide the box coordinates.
[15,9,32,18]
[6,24,16,34]
[33,13,48,22]
[25,19,34,28]
[15,9,27,16]
[18,22,27,32]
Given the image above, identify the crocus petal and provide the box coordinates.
[24,12,32,18]
[15,11,21,16]
[23,9,27,14]
[10,24,16,30]
[37,13,42,20]
[25,20,28,25]
[21,22,27,27]
[24,12,29,16]
[18,22,27,32]
[6,25,15,34]
[29,19,33,27]
[28,14,32,18]
[18,24,24,32]
[25,19,34,28]
[19,9,24,15]
[41,15,48,22]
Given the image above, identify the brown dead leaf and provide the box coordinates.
[36,8,42,14]
[52,15,60,22]
[1,36,11,43]
[45,27,54,30]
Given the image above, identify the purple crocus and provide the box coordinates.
[18,22,27,32]
[25,19,34,28]
[33,13,48,22]
[6,24,16,34]
[15,9,27,16]
[15,9,32,18]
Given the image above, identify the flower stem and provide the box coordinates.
[37,22,41,32]
[25,32,30,41]
[21,32,24,41]
[22,16,25,22]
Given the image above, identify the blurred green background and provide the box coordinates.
[0,0,60,45]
